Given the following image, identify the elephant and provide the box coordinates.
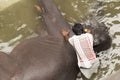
[0,0,112,80]
[0,0,79,80]
[0,38,79,80]
[87,20,112,53]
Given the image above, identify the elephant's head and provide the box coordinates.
[92,26,112,53]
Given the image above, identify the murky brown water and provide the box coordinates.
[0,0,43,53]
[0,0,120,80]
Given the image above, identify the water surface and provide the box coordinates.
[0,0,120,80]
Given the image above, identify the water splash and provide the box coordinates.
[0,35,22,53]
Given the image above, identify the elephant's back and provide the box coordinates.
[10,35,79,80]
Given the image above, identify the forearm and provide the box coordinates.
[64,35,69,42]
[61,29,70,42]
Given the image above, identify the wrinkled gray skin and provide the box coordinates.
[0,0,112,80]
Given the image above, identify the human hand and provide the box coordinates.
[84,28,91,33]
[61,29,70,37]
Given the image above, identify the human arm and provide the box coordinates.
[61,29,70,42]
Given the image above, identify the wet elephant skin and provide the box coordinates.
[0,0,79,80]
[0,35,79,80]
[10,35,79,80]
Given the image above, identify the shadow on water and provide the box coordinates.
[0,0,44,53]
